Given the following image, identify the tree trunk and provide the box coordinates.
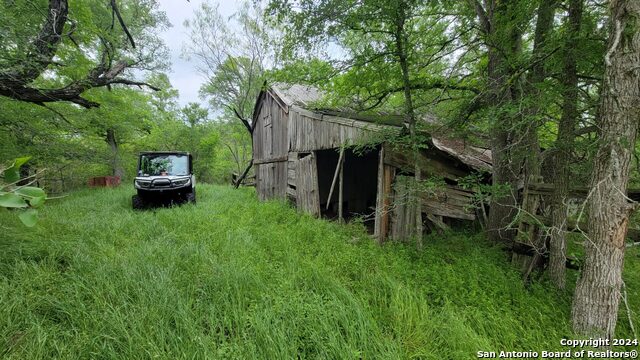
[549,0,582,290]
[513,0,557,273]
[106,128,124,179]
[478,0,524,244]
[395,2,423,247]
[523,0,556,181]
[571,0,640,338]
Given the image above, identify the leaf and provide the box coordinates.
[18,209,38,227]
[3,168,19,185]
[3,156,31,184]
[15,186,45,199]
[13,156,31,168]
[29,196,46,208]
[0,192,28,208]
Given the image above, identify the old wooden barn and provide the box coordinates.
[252,83,492,241]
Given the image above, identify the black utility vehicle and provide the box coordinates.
[132,152,196,209]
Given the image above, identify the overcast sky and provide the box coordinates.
[156,0,239,107]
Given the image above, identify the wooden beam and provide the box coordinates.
[419,185,476,220]
[291,106,392,132]
[384,147,469,181]
[425,213,449,232]
[527,182,640,201]
[254,156,288,165]
[326,147,345,210]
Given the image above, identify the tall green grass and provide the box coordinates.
[0,185,637,359]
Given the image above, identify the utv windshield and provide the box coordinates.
[139,154,189,176]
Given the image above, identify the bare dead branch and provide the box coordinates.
[232,106,253,134]
[233,159,253,189]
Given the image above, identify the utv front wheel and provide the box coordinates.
[132,195,146,210]
[186,191,196,204]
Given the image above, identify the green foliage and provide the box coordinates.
[268,58,336,85]
[0,0,169,78]
[0,185,637,358]
[1,70,249,189]
[0,0,185,191]
[2,157,31,184]
[0,193,28,208]
[458,173,510,207]
[267,0,478,119]
[0,158,47,227]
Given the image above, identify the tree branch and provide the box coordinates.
[0,0,68,87]
[232,106,253,134]
[233,159,253,189]
[0,61,158,108]
[468,0,491,34]
[0,0,158,107]
[110,0,136,48]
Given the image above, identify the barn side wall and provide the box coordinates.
[253,91,289,200]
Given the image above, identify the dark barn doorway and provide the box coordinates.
[315,147,379,227]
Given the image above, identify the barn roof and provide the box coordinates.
[265,83,492,172]
[432,138,492,172]
[270,83,325,107]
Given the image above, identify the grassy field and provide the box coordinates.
[0,184,638,359]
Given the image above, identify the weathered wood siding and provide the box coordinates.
[296,153,320,216]
[390,176,418,241]
[253,90,289,200]
[374,146,395,241]
[256,162,287,201]
[287,152,298,202]
[288,107,379,152]
[421,186,476,221]
[389,175,476,240]
[253,91,289,162]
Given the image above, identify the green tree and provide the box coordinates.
[268,0,482,245]
[571,0,640,338]
[184,0,275,132]
[0,0,169,107]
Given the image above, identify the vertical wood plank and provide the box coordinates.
[296,153,320,216]
[374,146,385,241]
[380,164,395,238]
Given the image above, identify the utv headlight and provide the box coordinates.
[172,178,190,187]
[135,180,151,188]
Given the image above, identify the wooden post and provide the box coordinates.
[326,147,345,210]
[380,164,394,238]
[338,155,344,223]
[374,145,385,242]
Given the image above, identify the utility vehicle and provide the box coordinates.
[132,151,196,209]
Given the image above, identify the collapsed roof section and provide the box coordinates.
[260,82,492,173]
